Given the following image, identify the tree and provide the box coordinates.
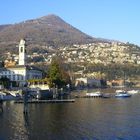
[48,57,71,88]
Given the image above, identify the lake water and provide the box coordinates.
[1,93,140,140]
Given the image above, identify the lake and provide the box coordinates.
[0,93,140,140]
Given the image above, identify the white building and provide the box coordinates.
[0,39,43,87]
[75,77,101,88]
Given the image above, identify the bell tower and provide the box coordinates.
[18,39,26,65]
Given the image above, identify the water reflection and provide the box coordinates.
[0,100,3,113]
[1,95,140,139]
[24,113,30,127]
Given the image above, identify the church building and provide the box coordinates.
[0,39,43,87]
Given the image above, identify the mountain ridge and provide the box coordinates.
[0,14,98,46]
[0,14,115,49]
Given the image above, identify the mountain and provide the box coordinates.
[0,25,11,32]
[0,14,104,52]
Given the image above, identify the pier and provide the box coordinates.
[15,99,75,104]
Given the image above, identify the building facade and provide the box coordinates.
[75,77,101,88]
[0,39,43,88]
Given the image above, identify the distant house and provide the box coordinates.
[75,77,101,88]
[108,80,124,87]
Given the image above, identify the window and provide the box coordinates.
[17,75,19,81]
[9,75,11,80]
[21,47,23,53]
[21,76,24,80]
[13,75,15,81]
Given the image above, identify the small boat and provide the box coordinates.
[0,91,19,101]
[115,90,131,98]
[127,90,139,95]
[86,91,102,97]
[101,93,111,98]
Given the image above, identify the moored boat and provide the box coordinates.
[0,92,17,101]
[127,89,139,95]
[101,93,111,98]
[86,91,102,97]
[115,90,131,98]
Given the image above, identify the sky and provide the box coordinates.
[0,0,140,45]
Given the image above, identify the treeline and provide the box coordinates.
[75,63,140,80]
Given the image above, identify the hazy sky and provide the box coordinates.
[1,0,140,45]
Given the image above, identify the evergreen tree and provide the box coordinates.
[48,57,71,88]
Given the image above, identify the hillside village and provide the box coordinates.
[59,42,140,65]
[5,42,140,65]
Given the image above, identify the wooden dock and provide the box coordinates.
[75,95,102,98]
[14,99,75,104]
